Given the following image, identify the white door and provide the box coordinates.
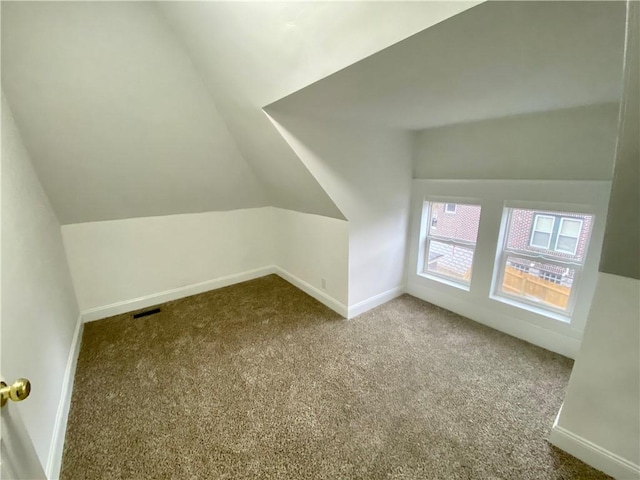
[0,378,46,480]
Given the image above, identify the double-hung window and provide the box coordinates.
[494,207,594,317]
[422,201,482,288]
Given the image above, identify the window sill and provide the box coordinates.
[417,272,470,292]
[490,293,572,324]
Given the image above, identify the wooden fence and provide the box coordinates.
[502,266,571,310]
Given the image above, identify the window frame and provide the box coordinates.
[493,207,593,320]
[444,203,457,214]
[420,200,481,290]
[554,217,583,255]
[529,213,555,249]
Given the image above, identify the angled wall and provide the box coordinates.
[1,1,268,224]
[267,112,413,312]
[156,1,479,220]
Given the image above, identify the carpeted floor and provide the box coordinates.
[61,275,609,479]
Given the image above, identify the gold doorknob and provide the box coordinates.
[0,378,31,407]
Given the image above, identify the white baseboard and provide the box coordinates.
[549,424,640,479]
[348,285,405,319]
[272,266,348,317]
[46,314,84,480]
[81,266,276,322]
[406,282,581,359]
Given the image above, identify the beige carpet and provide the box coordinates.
[61,275,609,479]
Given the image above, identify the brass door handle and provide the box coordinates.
[0,378,31,407]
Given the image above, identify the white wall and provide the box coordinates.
[413,103,619,181]
[1,95,79,472]
[62,207,351,319]
[273,208,349,309]
[406,180,611,359]
[266,112,413,310]
[549,273,639,478]
[550,6,640,478]
[62,208,275,314]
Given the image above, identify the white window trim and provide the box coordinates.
[444,203,457,213]
[554,217,583,255]
[529,214,555,249]
[495,209,591,319]
[420,201,480,289]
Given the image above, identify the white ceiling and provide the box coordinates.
[267,1,626,130]
[155,1,479,218]
[2,1,625,224]
[1,2,270,224]
[2,1,477,223]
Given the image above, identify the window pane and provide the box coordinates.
[531,231,551,248]
[501,256,576,311]
[534,216,554,233]
[428,202,481,242]
[560,218,581,237]
[556,235,578,254]
[426,240,475,283]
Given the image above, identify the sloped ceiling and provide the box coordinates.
[1,1,479,224]
[267,1,626,130]
[155,1,479,218]
[1,2,268,224]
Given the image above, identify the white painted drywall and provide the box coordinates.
[266,112,413,307]
[1,2,268,224]
[600,0,640,280]
[62,206,350,316]
[273,208,349,307]
[413,104,620,181]
[1,95,79,469]
[552,273,640,475]
[550,7,640,476]
[406,180,611,359]
[62,208,275,312]
[156,1,479,218]
[267,2,625,130]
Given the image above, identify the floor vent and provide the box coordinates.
[133,308,161,319]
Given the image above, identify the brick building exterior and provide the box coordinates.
[426,203,593,288]
[507,210,592,263]
[426,203,481,281]
[505,210,593,286]
[430,203,481,242]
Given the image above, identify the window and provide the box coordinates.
[422,201,481,287]
[529,214,584,255]
[555,218,582,255]
[494,208,594,316]
[530,214,554,249]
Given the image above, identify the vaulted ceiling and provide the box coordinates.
[1,1,477,224]
[268,1,626,129]
[1,1,625,224]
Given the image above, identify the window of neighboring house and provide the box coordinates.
[421,201,482,288]
[530,214,554,249]
[529,214,584,255]
[493,207,594,318]
[555,217,583,255]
